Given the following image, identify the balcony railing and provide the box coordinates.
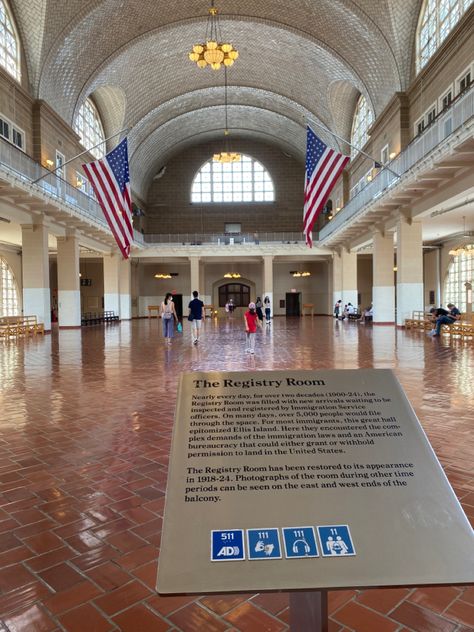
[143,232,306,245]
[0,138,110,227]
[318,85,474,241]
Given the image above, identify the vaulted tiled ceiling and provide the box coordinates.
[12,0,423,198]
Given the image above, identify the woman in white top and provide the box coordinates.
[160,293,178,344]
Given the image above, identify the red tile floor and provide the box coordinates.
[0,316,473,632]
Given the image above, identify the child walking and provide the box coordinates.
[244,302,262,354]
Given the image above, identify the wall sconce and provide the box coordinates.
[290,271,311,277]
[224,272,241,278]
[327,213,333,220]
[366,174,373,182]
[45,159,54,168]
[389,152,397,160]
[154,273,178,279]
[393,266,398,272]
[76,176,84,188]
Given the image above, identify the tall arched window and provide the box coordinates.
[417,0,473,72]
[73,98,106,159]
[191,155,274,203]
[350,96,374,159]
[444,248,473,312]
[0,0,21,82]
[0,256,19,316]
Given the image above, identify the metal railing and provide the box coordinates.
[0,138,108,226]
[143,232,306,245]
[318,85,474,241]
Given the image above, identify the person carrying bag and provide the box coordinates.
[160,293,178,345]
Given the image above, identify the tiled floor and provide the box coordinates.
[0,316,473,632]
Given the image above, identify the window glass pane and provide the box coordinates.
[73,98,106,160]
[190,155,275,203]
[416,0,470,72]
[0,1,20,81]
[0,256,19,316]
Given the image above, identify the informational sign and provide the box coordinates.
[157,370,474,594]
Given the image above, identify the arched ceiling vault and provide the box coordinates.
[9,0,426,197]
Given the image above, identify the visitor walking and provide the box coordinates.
[255,297,264,323]
[264,296,271,324]
[188,290,204,345]
[160,293,178,345]
[244,302,262,354]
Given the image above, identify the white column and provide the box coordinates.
[189,256,200,300]
[333,248,357,308]
[21,221,51,330]
[103,254,120,316]
[119,258,132,320]
[396,216,423,326]
[57,232,81,328]
[372,231,395,324]
[263,255,273,315]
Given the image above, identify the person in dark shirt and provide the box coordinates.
[428,304,461,337]
[188,290,204,345]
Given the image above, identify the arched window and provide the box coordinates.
[417,0,473,72]
[0,256,19,316]
[350,96,374,159]
[73,98,106,159]
[191,155,274,203]
[444,248,473,312]
[0,0,21,81]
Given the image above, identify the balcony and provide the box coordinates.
[0,138,143,247]
[318,85,474,246]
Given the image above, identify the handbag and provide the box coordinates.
[177,322,183,332]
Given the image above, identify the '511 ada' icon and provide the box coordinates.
[211,530,245,561]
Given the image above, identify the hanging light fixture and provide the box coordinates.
[223,272,241,278]
[449,244,474,257]
[189,1,238,70]
[290,271,311,277]
[213,67,241,163]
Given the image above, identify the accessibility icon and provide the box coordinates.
[211,530,245,562]
[247,528,281,560]
[317,525,356,557]
[282,527,319,559]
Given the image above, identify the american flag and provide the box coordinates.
[303,127,349,247]
[83,138,133,259]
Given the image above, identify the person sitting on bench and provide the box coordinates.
[428,303,461,337]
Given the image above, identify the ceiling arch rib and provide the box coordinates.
[132,105,305,200]
[127,86,338,161]
[37,2,401,125]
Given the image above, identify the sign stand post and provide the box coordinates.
[290,590,328,632]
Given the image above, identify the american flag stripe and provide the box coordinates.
[303,153,347,232]
[303,126,349,247]
[85,162,128,247]
[84,162,129,258]
[303,149,337,226]
[82,138,133,259]
[95,161,131,244]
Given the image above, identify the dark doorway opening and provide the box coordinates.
[219,284,250,308]
[172,294,183,320]
[285,292,301,317]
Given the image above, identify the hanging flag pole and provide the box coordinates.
[32,127,130,184]
[307,118,401,179]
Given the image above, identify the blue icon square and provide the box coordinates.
[247,528,281,560]
[317,525,356,557]
[282,526,319,559]
[211,530,245,562]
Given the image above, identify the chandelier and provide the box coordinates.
[449,244,474,256]
[213,68,241,163]
[290,271,311,277]
[188,1,238,71]
[224,272,241,278]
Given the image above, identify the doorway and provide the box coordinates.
[172,294,183,320]
[286,292,301,317]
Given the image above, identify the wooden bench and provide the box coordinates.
[405,311,429,329]
[301,303,314,317]
[147,305,160,319]
[81,311,119,326]
[0,315,45,338]
[203,305,216,318]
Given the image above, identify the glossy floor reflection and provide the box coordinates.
[0,316,473,632]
